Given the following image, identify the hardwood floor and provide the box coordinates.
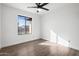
[0,39,79,56]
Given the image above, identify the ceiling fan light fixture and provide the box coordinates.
[37,8,42,12]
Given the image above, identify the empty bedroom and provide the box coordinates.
[0,3,79,56]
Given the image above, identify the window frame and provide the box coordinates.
[17,15,32,35]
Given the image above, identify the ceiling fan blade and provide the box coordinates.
[35,3,40,6]
[27,6,37,8]
[41,7,49,11]
[40,3,48,7]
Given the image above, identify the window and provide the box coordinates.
[17,15,32,35]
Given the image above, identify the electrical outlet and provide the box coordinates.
[68,40,71,43]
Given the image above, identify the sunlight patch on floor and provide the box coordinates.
[50,30,70,47]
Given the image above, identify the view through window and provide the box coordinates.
[17,15,32,35]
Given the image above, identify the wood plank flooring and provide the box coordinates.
[0,39,79,56]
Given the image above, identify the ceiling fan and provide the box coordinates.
[27,3,49,12]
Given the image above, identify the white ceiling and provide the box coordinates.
[3,3,67,15]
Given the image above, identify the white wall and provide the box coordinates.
[1,4,40,48]
[0,4,2,49]
[41,4,79,50]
